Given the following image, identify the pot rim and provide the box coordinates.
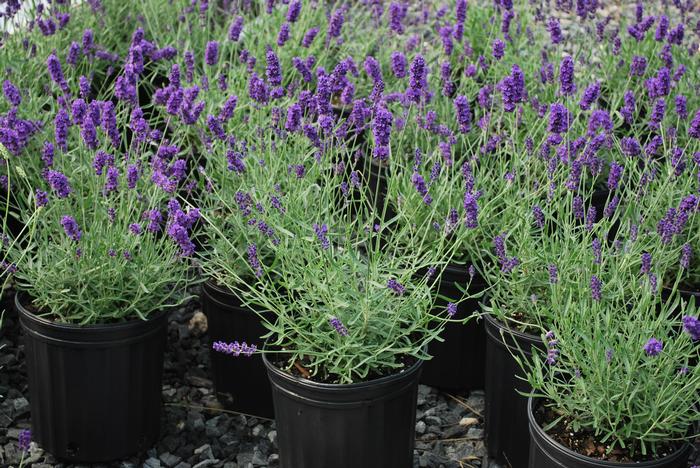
[262,350,423,391]
[527,397,692,467]
[15,292,169,331]
[484,311,542,344]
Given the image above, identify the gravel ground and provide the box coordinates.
[0,290,502,468]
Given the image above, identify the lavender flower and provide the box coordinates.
[35,189,48,207]
[592,238,602,264]
[630,56,647,76]
[548,264,558,284]
[47,170,72,198]
[447,303,457,317]
[559,56,576,96]
[590,275,602,301]
[372,105,393,160]
[454,95,471,133]
[682,316,700,341]
[2,80,21,107]
[213,341,257,357]
[640,252,652,275]
[680,243,692,269]
[547,17,563,44]
[464,192,478,228]
[391,51,407,78]
[548,103,572,134]
[675,95,688,120]
[287,0,302,22]
[492,39,505,60]
[643,338,663,356]
[61,215,82,242]
[302,27,319,47]
[579,81,600,110]
[412,172,432,205]
[329,316,348,336]
[277,23,290,47]
[328,8,345,39]
[607,161,623,190]
[47,52,68,91]
[54,108,70,152]
[533,205,545,229]
[247,243,263,278]
[167,223,195,257]
[387,278,405,295]
[205,41,219,66]
[313,223,330,250]
[689,110,700,139]
[229,16,244,41]
[18,429,31,452]
[265,48,282,86]
[545,331,559,365]
[407,55,427,103]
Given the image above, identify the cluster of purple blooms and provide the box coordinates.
[212,340,257,357]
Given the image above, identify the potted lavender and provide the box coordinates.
[203,124,469,467]
[519,280,699,468]
[4,58,197,461]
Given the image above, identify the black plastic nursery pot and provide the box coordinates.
[201,280,274,419]
[484,313,545,468]
[17,294,168,462]
[420,264,487,390]
[264,354,423,468]
[527,398,692,468]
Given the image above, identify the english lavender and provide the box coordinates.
[454,95,471,133]
[228,16,244,41]
[313,223,330,250]
[559,56,576,96]
[643,338,663,356]
[328,8,345,39]
[683,316,700,341]
[590,275,602,301]
[391,51,407,78]
[387,278,405,296]
[61,215,82,242]
[205,41,219,66]
[47,170,72,198]
[579,81,600,110]
[680,243,692,269]
[302,27,319,47]
[329,316,349,336]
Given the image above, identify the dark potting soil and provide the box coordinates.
[534,403,687,463]
[276,353,418,385]
[0,286,520,468]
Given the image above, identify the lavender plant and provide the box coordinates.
[516,280,700,458]
[201,124,473,384]
[4,60,198,324]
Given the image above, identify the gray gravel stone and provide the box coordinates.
[159,452,182,467]
[415,420,426,434]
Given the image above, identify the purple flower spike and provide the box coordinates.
[329,316,348,336]
[387,278,405,296]
[454,95,471,133]
[548,264,558,284]
[447,303,458,317]
[313,223,330,250]
[247,243,263,278]
[607,161,623,190]
[213,341,257,357]
[205,41,219,66]
[559,56,576,96]
[641,252,652,275]
[643,338,663,356]
[18,429,31,452]
[682,316,700,341]
[590,275,602,301]
[680,243,692,269]
[47,170,72,198]
[61,215,82,242]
